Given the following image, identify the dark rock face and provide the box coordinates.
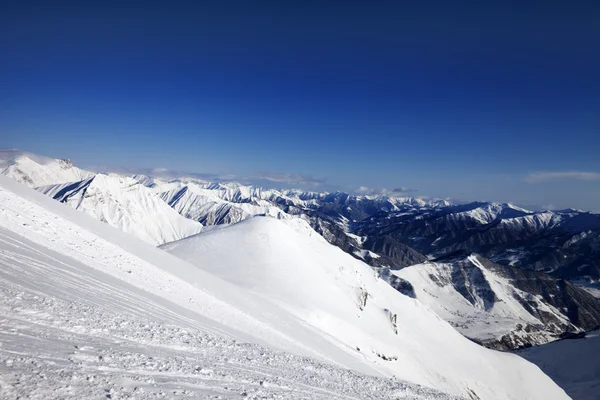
[377,268,416,298]
[451,261,497,312]
[362,236,428,268]
[296,211,360,255]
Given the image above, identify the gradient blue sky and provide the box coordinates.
[1,1,599,210]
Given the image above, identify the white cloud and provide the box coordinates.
[392,186,418,193]
[252,172,325,187]
[525,171,600,183]
[355,186,385,195]
[355,186,418,196]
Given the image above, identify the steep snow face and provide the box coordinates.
[0,149,94,187]
[0,176,461,400]
[162,217,568,400]
[36,174,204,245]
[392,253,600,350]
[516,333,600,400]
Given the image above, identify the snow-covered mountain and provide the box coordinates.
[390,252,600,350]
[5,150,598,284]
[0,175,465,400]
[155,180,289,225]
[0,173,571,399]
[0,149,94,187]
[0,149,204,245]
[354,201,600,280]
[36,174,203,245]
[3,149,599,358]
[161,216,568,400]
[152,178,600,284]
[145,177,444,266]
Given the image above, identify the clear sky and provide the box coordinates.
[1,1,599,210]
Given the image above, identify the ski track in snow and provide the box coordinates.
[0,228,454,400]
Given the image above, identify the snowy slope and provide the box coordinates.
[162,217,569,400]
[516,333,600,400]
[0,149,94,187]
[392,254,580,349]
[0,176,458,400]
[36,174,204,245]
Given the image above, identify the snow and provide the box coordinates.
[0,152,204,246]
[393,256,569,345]
[500,212,562,231]
[0,228,455,400]
[162,217,569,400]
[516,333,600,400]
[0,150,94,187]
[36,174,204,245]
[353,249,381,260]
[0,175,469,399]
[157,181,289,226]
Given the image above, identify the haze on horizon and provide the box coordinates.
[1,1,599,211]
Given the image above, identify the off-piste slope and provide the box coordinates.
[36,174,204,245]
[0,175,463,399]
[162,216,569,400]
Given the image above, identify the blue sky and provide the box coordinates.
[1,1,599,210]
